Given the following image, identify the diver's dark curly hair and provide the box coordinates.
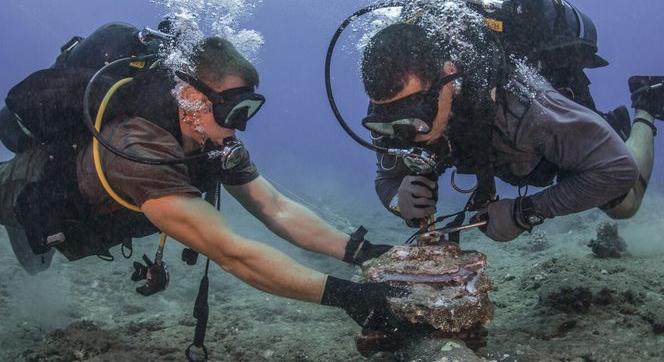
[361,23,441,101]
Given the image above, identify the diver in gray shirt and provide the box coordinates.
[357,11,661,242]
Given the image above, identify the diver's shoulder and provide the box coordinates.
[118,116,179,141]
[95,115,184,156]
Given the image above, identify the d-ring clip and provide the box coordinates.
[451,170,478,194]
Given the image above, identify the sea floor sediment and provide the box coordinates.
[2,193,664,361]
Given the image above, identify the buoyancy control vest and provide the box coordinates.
[1,23,192,261]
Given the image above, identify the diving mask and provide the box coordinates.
[176,71,266,131]
[362,73,463,143]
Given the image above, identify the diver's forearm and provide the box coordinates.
[530,160,638,219]
[521,89,640,219]
[142,195,326,303]
[265,197,348,260]
[206,233,327,303]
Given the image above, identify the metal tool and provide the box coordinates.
[438,220,488,235]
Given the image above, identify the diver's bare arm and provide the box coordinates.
[141,194,326,303]
[224,177,348,260]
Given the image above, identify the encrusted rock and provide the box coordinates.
[587,222,627,258]
[362,244,493,333]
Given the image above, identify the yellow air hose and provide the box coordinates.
[93,77,141,212]
[93,77,168,255]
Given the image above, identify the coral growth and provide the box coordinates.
[542,287,594,313]
[541,286,645,315]
[587,222,627,258]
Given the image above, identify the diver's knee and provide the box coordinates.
[603,200,640,220]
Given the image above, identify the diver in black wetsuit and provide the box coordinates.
[357,0,663,241]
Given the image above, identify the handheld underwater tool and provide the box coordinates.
[324,1,440,176]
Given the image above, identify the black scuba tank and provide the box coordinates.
[460,0,609,112]
[454,0,608,111]
[466,0,608,70]
[2,23,154,151]
[55,23,146,70]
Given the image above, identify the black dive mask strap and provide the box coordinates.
[430,72,464,97]
[175,71,260,105]
[175,71,223,102]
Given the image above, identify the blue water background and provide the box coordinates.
[1,0,662,212]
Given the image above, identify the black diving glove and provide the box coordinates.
[472,197,544,242]
[132,254,170,296]
[629,76,664,120]
[321,276,407,331]
[395,175,438,226]
[343,226,393,266]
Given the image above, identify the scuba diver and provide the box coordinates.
[0,21,404,348]
[335,0,664,241]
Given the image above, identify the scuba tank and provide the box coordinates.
[464,0,608,111]
[465,0,608,70]
[2,22,163,152]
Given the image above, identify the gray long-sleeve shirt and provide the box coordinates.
[375,83,639,219]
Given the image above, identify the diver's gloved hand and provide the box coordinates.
[472,198,525,242]
[132,254,170,296]
[321,276,407,331]
[396,175,438,224]
[343,226,393,266]
[629,76,664,120]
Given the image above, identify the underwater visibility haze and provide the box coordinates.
[0,0,664,361]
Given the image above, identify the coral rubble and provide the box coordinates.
[587,222,627,258]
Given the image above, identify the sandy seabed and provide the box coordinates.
[1,190,663,362]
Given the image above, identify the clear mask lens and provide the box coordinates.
[364,118,431,136]
[227,99,264,122]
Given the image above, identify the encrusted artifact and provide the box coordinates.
[362,243,494,336]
